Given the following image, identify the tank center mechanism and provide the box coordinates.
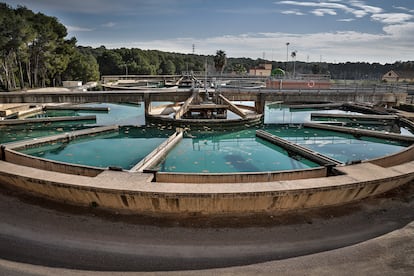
[146,88,263,127]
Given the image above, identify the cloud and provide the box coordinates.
[278,1,351,11]
[102,22,116,28]
[66,25,94,32]
[371,13,414,24]
[277,0,383,18]
[281,10,305,16]
[337,18,355,22]
[383,22,414,38]
[277,1,361,17]
[349,1,383,14]
[393,6,414,13]
[311,8,337,16]
[351,9,368,18]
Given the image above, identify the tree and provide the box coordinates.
[233,64,246,75]
[63,49,99,83]
[214,50,227,74]
[49,37,77,86]
[160,59,176,74]
[0,4,28,90]
[272,68,285,78]
[97,50,124,75]
[0,4,85,90]
[29,12,70,87]
[291,50,297,77]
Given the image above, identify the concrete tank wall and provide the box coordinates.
[4,149,103,177]
[365,144,414,168]
[156,167,328,183]
[0,163,412,216]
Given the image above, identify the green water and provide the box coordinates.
[78,103,145,126]
[340,122,414,135]
[264,104,414,135]
[1,103,145,144]
[311,116,414,135]
[154,129,319,173]
[20,127,173,170]
[264,125,409,164]
[4,102,414,173]
[30,103,145,126]
[0,122,91,144]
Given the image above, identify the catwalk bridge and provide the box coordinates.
[0,87,407,115]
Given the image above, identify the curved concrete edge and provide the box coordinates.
[0,159,413,216]
[155,166,328,183]
[365,144,414,167]
[400,117,414,129]
[145,113,263,128]
[4,148,105,177]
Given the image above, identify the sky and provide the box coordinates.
[3,0,414,63]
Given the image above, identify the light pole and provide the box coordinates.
[286,42,290,73]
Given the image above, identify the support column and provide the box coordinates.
[144,93,151,116]
[255,93,266,114]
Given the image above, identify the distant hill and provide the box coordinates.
[82,46,414,81]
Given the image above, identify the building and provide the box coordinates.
[249,64,272,76]
[382,70,414,83]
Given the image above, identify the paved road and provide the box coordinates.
[0,184,413,274]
